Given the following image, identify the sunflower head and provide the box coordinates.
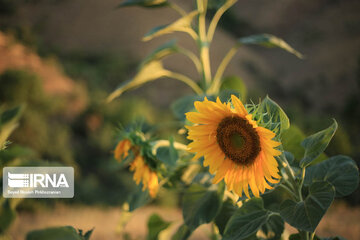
[114,135,159,198]
[186,95,282,198]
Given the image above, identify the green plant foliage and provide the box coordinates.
[214,199,238,236]
[281,125,305,160]
[77,229,94,240]
[171,95,206,121]
[147,214,171,240]
[107,61,168,102]
[141,40,179,67]
[0,199,16,235]
[171,224,192,240]
[300,120,338,167]
[0,105,24,149]
[220,76,247,102]
[25,226,92,240]
[223,198,270,240]
[156,137,178,169]
[143,11,198,41]
[237,34,303,59]
[261,215,284,240]
[182,183,224,230]
[280,181,335,232]
[304,155,359,197]
[127,183,151,211]
[257,96,290,135]
[118,0,168,8]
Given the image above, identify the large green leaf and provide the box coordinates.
[300,120,338,168]
[141,40,179,67]
[143,11,198,41]
[261,215,284,240]
[281,125,305,160]
[107,60,168,102]
[171,224,192,240]
[156,137,178,169]
[280,181,335,232]
[257,96,290,135]
[26,226,83,240]
[214,199,238,236]
[171,95,206,121]
[147,214,171,240]
[220,76,247,102]
[237,34,303,58]
[223,198,270,240]
[0,105,24,149]
[118,0,168,8]
[304,155,359,197]
[182,183,224,230]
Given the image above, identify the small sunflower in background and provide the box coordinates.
[186,95,281,198]
[114,138,159,198]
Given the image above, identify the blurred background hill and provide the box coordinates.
[0,0,359,239]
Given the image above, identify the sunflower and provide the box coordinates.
[114,139,159,198]
[185,95,281,198]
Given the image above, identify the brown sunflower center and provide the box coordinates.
[216,116,261,166]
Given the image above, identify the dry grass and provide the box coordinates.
[7,201,360,240]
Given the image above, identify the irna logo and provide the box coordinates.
[8,172,69,188]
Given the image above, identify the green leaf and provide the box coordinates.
[141,40,179,67]
[220,76,247,102]
[214,199,238,236]
[304,155,359,197]
[0,105,24,149]
[118,0,168,8]
[171,95,206,121]
[0,199,16,234]
[127,183,151,211]
[257,96,290,135]
[78,228,94,240]
[107,60,168,102]
[171,224,192,240]
[147,214,171,240]
[300,119,338,168]
[156,137,178,169]
[261,215,284,240]
[282,125,306,160]
[237,34,303,58]
[223,198,270,240]
[280,181,335,232]
[143,11,198,41]
[26,226,83,240]
[182,183,224,230]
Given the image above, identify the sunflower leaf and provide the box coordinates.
[127,183,151,211]
[304,155,359,198]
[26,226,83,240]
[237,34,303,59]
[147,214,171,240]
[0,105,24,150]
[279,181,335,232]
[143,11,198,41]
[156,136,178,169]
[223,198,270,240]
[220,76,247,102]
[140,40,179,67]
[171,224,192,240]
[107,60,168,102]
[261,214,284,240]
[182,183,224,230]
[257,96,290,135]
[214,198,238,236]
[171,95,207,121]
[118,0,169,8]
[299,119,338,168]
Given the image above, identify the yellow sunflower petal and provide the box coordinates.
[231,95,248,117]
